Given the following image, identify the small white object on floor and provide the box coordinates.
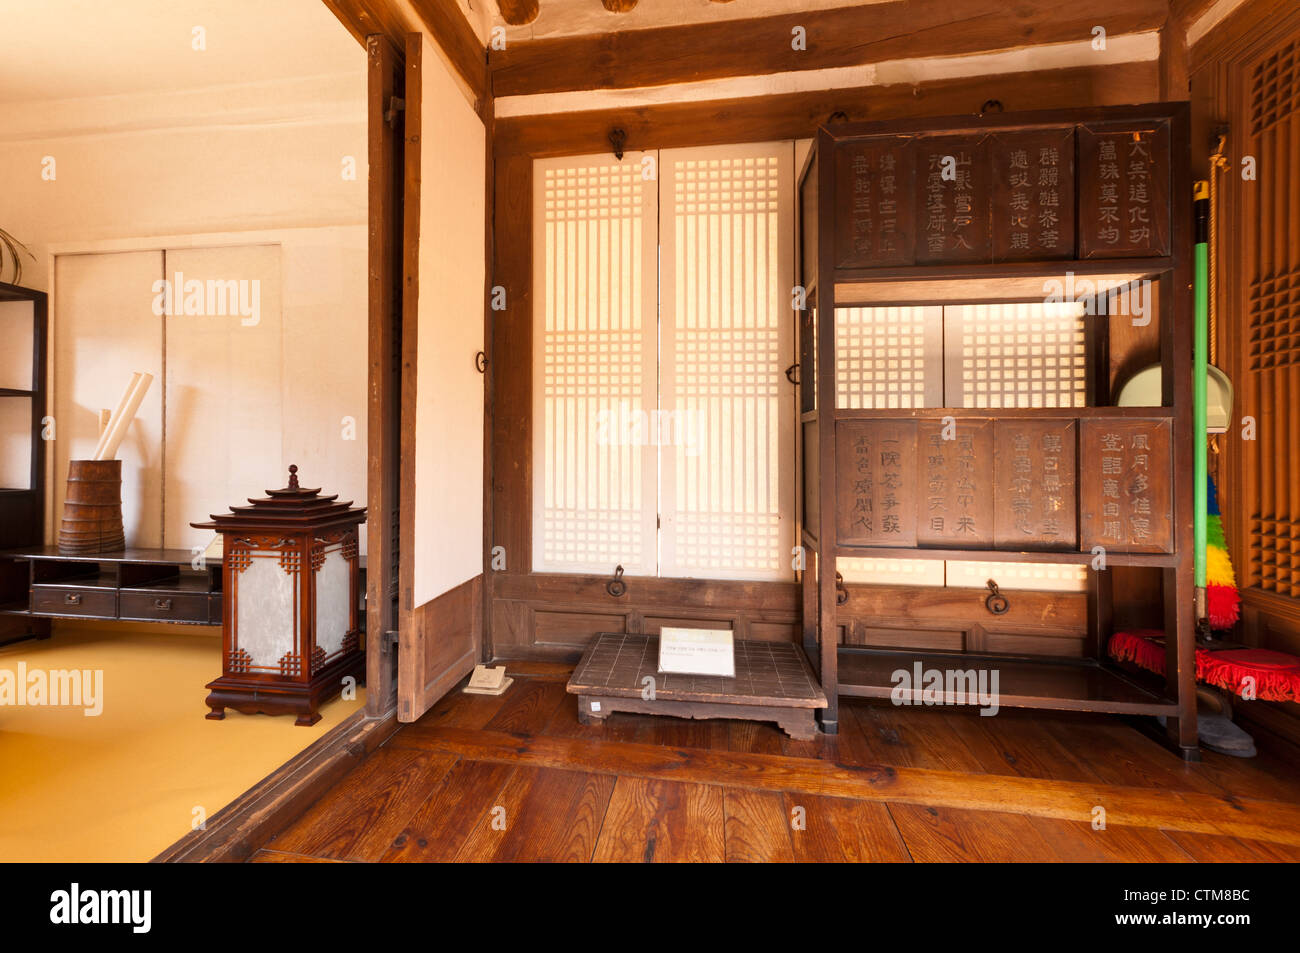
[464,664,512,696]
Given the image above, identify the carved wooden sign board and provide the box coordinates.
[833,120,1170,269]
[837,418,1171,554]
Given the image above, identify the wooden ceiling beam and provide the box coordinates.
[494,60,1159,158]
[321,0,410,54]
[498,0,540,26]
[322,0,488,111]
[490,0,1168,98]
[408,0,489,108]
[1169,0,1224,26]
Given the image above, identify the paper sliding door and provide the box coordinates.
[397,34,487,723]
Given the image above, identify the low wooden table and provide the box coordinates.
[566,633,828,740]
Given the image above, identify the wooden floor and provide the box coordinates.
[253,663,1300,862]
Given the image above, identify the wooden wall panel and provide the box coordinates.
[491,574,1086,660]
[403,574,483,721]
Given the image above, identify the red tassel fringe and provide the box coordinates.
[1108,629,1167,675]
[1109,630,1300,702]
[1196,649,1300,704]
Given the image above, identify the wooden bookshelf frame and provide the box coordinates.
[796,103,1198,758]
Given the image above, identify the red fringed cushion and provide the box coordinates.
[1207,583,1241,630]
[1196,649,1300,704]
[1109,629,1167,675]
[1109,631,1300,703]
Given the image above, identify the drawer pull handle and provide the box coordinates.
[64,593,82,606]
[154,598,173,611]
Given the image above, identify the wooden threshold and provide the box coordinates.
[836,648,1177,717]
[151,706,399,863]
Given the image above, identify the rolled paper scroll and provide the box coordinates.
[96,371,153,461]
[91,372,141,461]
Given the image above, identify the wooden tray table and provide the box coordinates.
[566,633,828,740]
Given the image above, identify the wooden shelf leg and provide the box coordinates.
[1163,562,1200,759]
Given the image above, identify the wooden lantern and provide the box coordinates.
[192,465,366,726]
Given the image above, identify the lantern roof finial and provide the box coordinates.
[288,464,299,489]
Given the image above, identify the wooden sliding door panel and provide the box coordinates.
[53,251,164,548]
[531,152,659,577]
[163,244,283,551]
[398,34,487,724]
[659,142,796,582]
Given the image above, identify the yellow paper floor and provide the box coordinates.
[0,623,364,862]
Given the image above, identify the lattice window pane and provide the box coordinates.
[660,144,796,580]
[838,557,945,587]
[835,306,943,408]
[945,301,1088,408]
[945,560,1088,592]
[532,156,659,574]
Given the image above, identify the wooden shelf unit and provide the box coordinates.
[795,103,1198,757]
[0,548,225,626]
[0,282,47,552]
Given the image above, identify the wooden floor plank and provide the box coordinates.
[396,724,1300,847]
[851,703,990,773]
[266,747,457,862]
[726,719,786,756]
[786,793,912,862]
[591,777,725,862]
[649,715,731,751]
[382,760,517,862]
[724,789,795,862]
[1163,829,1300,862]
[453,766,615,862]
[481,679,571,735]
[541,689,656,744]
[1040,717,1224,794]
[413,681,517,730]
[1024,816,1193,862]
[248,849,351,863]
[889,802,1067,862]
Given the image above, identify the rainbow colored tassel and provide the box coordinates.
[1206,475,1240,630]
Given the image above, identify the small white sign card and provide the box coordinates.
[657,627,736,678]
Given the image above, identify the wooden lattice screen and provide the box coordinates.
[1244,35,1300,599]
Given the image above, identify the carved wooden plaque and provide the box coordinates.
[993,419,1078,550]
[836,419,918,547]
[916,418,994,548]
[1077,122,1171,259]
[914,135,991,264]
[1078,419,1173,553]
[833,137,915,269]
[990,129,1076,261]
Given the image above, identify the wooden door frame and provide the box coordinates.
[365,33,406,717]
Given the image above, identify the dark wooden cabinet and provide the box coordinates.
[0,548,225,626]
[0,282,48,552]
[797,103,1198,757]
